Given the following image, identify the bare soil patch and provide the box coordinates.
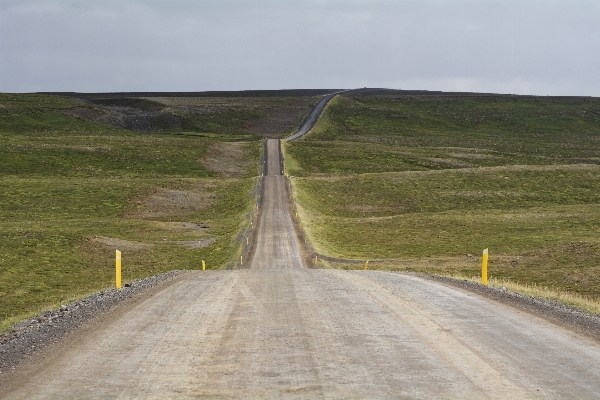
[200,142,254,178]
[175,239,217,248]
[150,221,210,232]
[91,236,153,253]
[128,188,214,219]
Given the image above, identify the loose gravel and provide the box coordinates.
[0,270,189,375]
[416,272,600,343]
[319,257,600,342]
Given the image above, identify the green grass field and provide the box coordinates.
[0,92,318,332]
[284,92,600,301]
[3,90,600,328]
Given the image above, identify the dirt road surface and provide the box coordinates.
[3,139,600,399]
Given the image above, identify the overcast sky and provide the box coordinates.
[1,0,599,96]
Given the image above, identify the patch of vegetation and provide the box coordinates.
[286,95,600,175]
[178,108,266,135]
[0,135,217,178]
[0,93,266,332]
[286,92,600,301]
[294,165,600,218]
[0,94,122,136]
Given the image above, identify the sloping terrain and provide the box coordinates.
[63,90,326,137]
[0,91,325,332]
[284,92,600,304]
[2,135,600,399]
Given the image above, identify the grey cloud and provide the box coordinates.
[1,0,598,95]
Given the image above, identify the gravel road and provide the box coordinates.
[3,268,600,398]
[2,138,600,397]
[250,139,308,270]
[0,270,188,376]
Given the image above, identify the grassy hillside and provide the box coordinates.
[284,93,600,302]
[0,92,317,332]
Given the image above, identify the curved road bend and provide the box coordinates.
[3,150,600,397]
[283,90,348,141]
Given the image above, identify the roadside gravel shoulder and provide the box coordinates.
[0,270,189,380]
[318,258,600,343]
[413,272,600,343]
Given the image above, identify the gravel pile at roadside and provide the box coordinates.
[0,270,189,375]
[415,272,600,342]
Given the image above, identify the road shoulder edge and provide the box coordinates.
[411,272,600,344]
[0,270,192,388]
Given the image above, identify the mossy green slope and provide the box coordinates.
[285,92,600,300]
[0,93,271,331]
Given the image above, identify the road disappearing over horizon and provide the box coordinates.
[3,95,600,399]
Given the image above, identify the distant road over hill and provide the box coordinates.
[3,96,600,399]
[284,90,348,141]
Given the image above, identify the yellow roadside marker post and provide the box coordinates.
[246,237,249,245]
[364,260,369,270]
[241,255,243,265]
[116,250,122,289]
[482,248,489,285]
[314,256,318,266]
[202,260,206,271]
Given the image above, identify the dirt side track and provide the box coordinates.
[2,97,600,397]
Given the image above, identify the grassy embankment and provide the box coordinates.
[0,92,316,332]
[283,92,600,312]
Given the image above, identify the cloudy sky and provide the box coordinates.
[1,0,598,96]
